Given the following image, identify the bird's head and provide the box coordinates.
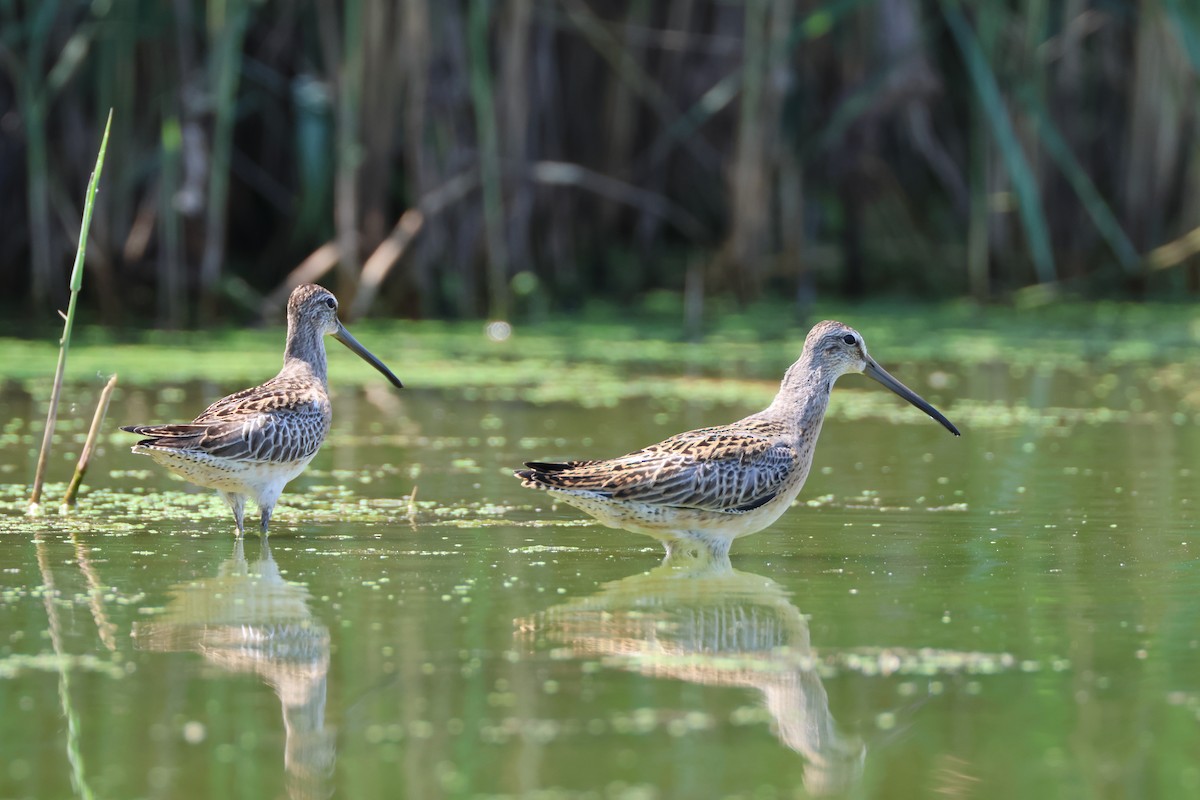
[285,283,403,389]
[288,283,343,337]
[803,320,870,378]
[802,320,959,435]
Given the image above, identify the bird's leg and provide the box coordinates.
[256,485,286,536]
[662,533,732,567]
[702,534,733,561]
[662,537,701,563]
[223,492,246,537]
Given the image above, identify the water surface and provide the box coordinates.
[1,354,1197,799]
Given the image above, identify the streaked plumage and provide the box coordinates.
[122,283,403,535]
[516,320,959,557]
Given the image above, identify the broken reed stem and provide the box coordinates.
[62,374,119,509]
[407,484,419,520]
[29,110,113,515]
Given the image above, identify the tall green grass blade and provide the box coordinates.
[1019,90,1140,274]
[70,111,112,293]
[293,75,334,238]
[783,0,875,53]
[159,115,184,325]
[28,110,113,513]
[468,0,509,319]
[1164,0,1200,73]
[652,0,870,165]
[815,68,893,156]
[199,0,250,316]
[942,0,1056,285]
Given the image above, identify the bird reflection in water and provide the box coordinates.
[133,539,333,800]
[519,549,865,797]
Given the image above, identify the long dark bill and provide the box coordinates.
[334,324,404,388]
[863,359,959,436]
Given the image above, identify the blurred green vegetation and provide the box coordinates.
[1,298,1198,394]
[2,1,1200,328]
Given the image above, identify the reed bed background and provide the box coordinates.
[2,0,1199,327]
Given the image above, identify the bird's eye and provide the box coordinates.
[324,297,337,310]
[842,334,857,345]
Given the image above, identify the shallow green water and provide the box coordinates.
[1,326,1199,799]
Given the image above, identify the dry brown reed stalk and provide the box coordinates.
[349,169,478,319]
[1146,226,1200,271]
[61,374,118,510]
[261,243,342,318]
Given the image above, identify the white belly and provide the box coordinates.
[135,446,316,503]
[549,478,807,543]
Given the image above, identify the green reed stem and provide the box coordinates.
[1019,90,1140,274]
[28,110,113,514]
[199,0,249,318]
[468,0,510,319]
[942,0,1056,285]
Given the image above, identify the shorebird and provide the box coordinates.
[516,320,959,557]
[122,283,403,535]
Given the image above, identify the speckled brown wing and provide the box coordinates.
[191,376,314,421]
[122,377,331,463]
[518,422,798,513]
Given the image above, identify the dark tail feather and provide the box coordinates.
[121,423,207,448]
[516,461,578,487]
[522,461,578,473]
[515,461,613,495]
[514,468,558,487]
[122,424,161,447]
